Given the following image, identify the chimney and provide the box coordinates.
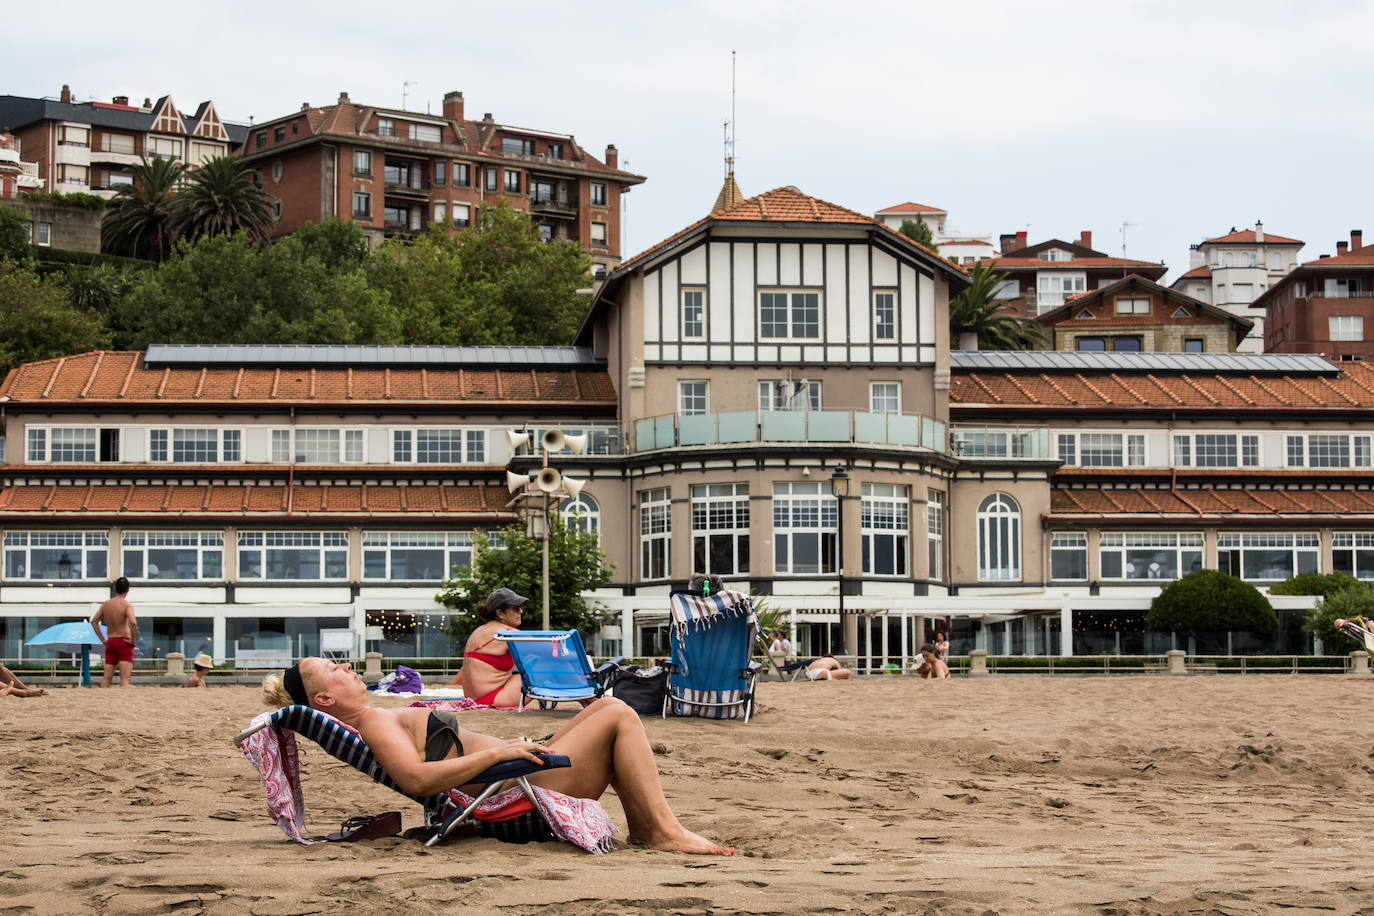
[338,91,350,105]
[1015,230,1027,250]
[1079,230,1092,250]
[1353,229,1364,251]
[300,102,310,111]
[442,90,464,122]
[1255,220,1264,243]
[604,144,619,169]
[112,95,128,106]
[1189,244,1203,269]
[1337,241,1349,256]
[141,97,151,111]
[999,232,1017,253]
[60,84,71,103]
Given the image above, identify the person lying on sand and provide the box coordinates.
[806,655,853,681]
[264,658,732,855]
[0,662,47,697]
[916,644,950,680]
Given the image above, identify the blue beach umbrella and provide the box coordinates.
[27,622,106,686]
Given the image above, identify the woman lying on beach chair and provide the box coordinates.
[262,658,732,855]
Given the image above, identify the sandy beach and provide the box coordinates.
[3,674,1374,915]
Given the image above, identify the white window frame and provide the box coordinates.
[926,489,944,580]
[872,289,896,340]
[1036,272,1086,311]
[560,494,601,543]
[976,493,1021,581]
[1057,432,1146,468]
[1333,533,1374,580]
[1172,433,1259,468]
[237,531,349,580]
[27,427,95,463]
[1330,315,1364,341]
[390,428,486,464]
[640,488,671,580]
[678,381,708,415]
[268,428,368,464]
[1115,296,1150,315]
[451,203,471,229]
[590,221,608,245]
[681,287,706,340]
[362,531,473,581]
[3,531,108,581]
[121,531,224,581]
[870,382,901,414]
[1098,532,1203,581]
[758,289,822,340]
[758,379,820,412]
[1217,533,1319,581]
[1285,433,1373,468]
[691,483,749,576]
[1050,532,1087,580]
[590,183,607,206]
[772,481,838,576]
[861,483,908,577]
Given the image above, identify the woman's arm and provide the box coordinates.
[359,710,548,796]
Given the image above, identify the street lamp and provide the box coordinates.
[829,466,851,657]
[505,428,587,630]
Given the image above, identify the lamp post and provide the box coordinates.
[829,466,852,657]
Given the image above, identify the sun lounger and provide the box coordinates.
[766,651,809,682]
[495,629,622,711]
[666,588,763,722]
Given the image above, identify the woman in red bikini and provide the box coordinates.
[456,587,528,707]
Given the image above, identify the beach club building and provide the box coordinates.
[0,187,1370,667]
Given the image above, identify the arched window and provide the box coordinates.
[977,493,1021,581]
[561,493,600,542]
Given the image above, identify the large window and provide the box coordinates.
[759,290,821,339]
[362,532,473,581]
[873,290,896,340]
[1217,533,1319,581]
[1330,316,1365,341]
[976,493,1020,581]
[238,532,348,580]
[590,183,607,206]
[681,288,705,339]
[758,379,820,411]
[861,484,908,576]
[453,163,470,187]
[451,204,470,229]
[1115,297,1150,314]
[502,137,536,155]
[1037,273,1086,311]
[1050,532,1087,580]
[504,169,521,193]
[955,428,1043,459]
[1099,533,1202,580]
[1333,534,1374,580]
[392,429,485,464]
[1172,433,1259,468]
[3,531,108,580]
[870,382,900,414]
[691,484,749,576]
[926,489,945,579]
[678,381,708,415]
[28,427,95,462]
[1057,432,1146,467]
[640,488,671,580]
[353,150,371,175]
[560,494,600,542]
[773,481,837,575]
[1286,433,1372,468]
[122,532,223,580]
[270,429,365,464]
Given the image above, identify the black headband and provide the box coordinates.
[283,664,310,708]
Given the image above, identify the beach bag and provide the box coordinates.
[610,664,668,716]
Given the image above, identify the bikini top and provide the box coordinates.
[464,635,514,671]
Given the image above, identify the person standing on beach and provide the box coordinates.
[90,577,137,688]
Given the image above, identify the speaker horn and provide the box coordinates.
[535,467,562,493]
[506,429,528,453]
[561,475,586,498]
[506,470,530,493]
[541,429,566,453]
[563,432,588,455]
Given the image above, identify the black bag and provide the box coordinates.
[609,664,668,716]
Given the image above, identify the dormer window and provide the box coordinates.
[1038,248,1072,262]
[502,137,536,156]
[378,118,395,137]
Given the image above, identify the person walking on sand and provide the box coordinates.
[91,577,137,688]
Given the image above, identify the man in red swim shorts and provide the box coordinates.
[90,577,138,687]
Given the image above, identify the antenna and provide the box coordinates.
[723,49,736,179]
[402,81,417,110]
[1121,221,1137,258]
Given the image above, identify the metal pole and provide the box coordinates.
[542,488,551,630]
[837,493,846,654]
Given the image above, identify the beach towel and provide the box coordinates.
[668,587,752,636]
[238,710,616,852]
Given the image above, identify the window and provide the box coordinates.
[255,130,266,149]
[57,164,89,186]
[547,142,563,158]
[976,493,1020,581]
[1036,273,1086,310]
[502,137,536,156]
[1333,534,1374,580]
[952,428,1042,459]
[353,150,372,175]
[993,279,1020,299]
[640,488,671,579]
[1039,248,1073,262]
[36,223,50,246]
[58,124,89,146]
[453,163,469,186]
[485,168,498,192]
[1056,434,1076,465]
[363,532,473,581]
[870,382,900,414]
[1115,297,1150,314]
[451,204,470,229]
[1056,432,1145,467]
[1331,316,1364,341]
[267,429,366,464]
[681,288,705,339]
[238,532,348,580]
[29,428,97,463]
[3,531,107,580]
[691,484,749,575]
[1232,283,1254,302]
[531,180,556,203]
[759,379,821,411]
[590,183,607,206]
[172,429,217,463]
[434,203,446,225]
[561,494,600,542]
[100,132,135,154]
[222,429,241,462]
[383,160,413,188]
[1270,251,1283,270]
[773,481,837,575]
[1184,338,1205,353]
[873,291,896,340]
[344,430,364,463]
[678,381,708,415]
[926,489,944,579]
[383,204,410,227]
[1172,433,1259,468]
[590,221,607,246]
[1287,434,1373,468]
[274,125,285,143]
[378,118,395,137]
[504,169,521,193]
[1217,533,1318,581]
[391,428,485,463]
[122,532,223,581]
[1050,532,1087,580]
[352,192,371,218]
[759,290,821,338]
[1099,533,1203,580]
[410,124,441,143]
[861,484,908,576]
[1077,336,1143,352]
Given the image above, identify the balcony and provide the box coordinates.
[89,147,141,167]
[950,426,1051,460]
[53,144,90,167]
[633,409,946,454]
[530,196,576,218]
[383,180,428,201]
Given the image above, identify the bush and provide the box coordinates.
[1270,571,1360,597]
[18,190,106,210]
[1306,582,1374,653]
[1146,569,1277,635]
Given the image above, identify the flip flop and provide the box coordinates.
[325,811,402,842]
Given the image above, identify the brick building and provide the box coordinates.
[1035,275,1252,353]
[1258,230,1374,360]
[238,91,645,276]
[985,231,1168,320]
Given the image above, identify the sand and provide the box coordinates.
[3,674,1374,915]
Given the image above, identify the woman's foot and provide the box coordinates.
[634,827,734,855]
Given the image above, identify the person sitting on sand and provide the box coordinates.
[0,662,47,697]
[933,631,950,661]
[264,658,732,855]
[450,587,528,707]
[916,643,950,680]
[806,655,853,681]
[184,652,214,688]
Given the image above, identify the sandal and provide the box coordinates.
[325,811,402,842]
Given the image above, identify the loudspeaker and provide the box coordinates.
[541,429,566,453]
[506,429,528,453]
[563,433,588,455]
[562,475,586,498]
[506,470,530,493]
[535,467,562,492]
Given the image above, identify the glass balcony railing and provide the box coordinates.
[633,410,947,454]
[950,426,1051,459]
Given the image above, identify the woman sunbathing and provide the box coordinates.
[450,587,527,706]
[263,657,732,855]
[0,663,47,697]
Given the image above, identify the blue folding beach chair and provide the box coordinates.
[234,705,570,846]
[666,589,762,722]
[495,629,621,711]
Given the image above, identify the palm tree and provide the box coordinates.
[101,156,186,261]
[174,156,275,243]
[949,262,1046,351]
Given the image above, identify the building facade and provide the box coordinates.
[1258,230,1374,359]
[874,201,997,264]
[986,231,1168,320]
[1035,275,1252,353]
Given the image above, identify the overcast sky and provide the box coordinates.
[7,0,1372,280]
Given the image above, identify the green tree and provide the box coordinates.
[1269,571,1359,598]
[949,262,1045,350]
[294,217,372,271]
[1146,569,1277,636]
[0,205,31,262]
[174,155,275,243]
[0,260,110,373]
[60,262,135,316]
[898,216,937,251]
[1306,582,1374,653]
[439,520,613,643]
[102,156,187,261]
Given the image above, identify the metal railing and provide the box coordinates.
[634,409,946,454]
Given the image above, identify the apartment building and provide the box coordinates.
[237,91,645,276]
[986,231,1167,320]
[0,131,44,199]
[1034,275,1252,353]
[873,201,997,264]
[0,86,245,199]
[1258,230,1374,360]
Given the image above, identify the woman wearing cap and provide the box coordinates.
[455,587,529,707]
[263,658,733,854]
[184,652,214,688]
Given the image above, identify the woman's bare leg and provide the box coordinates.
[533,697,731,854]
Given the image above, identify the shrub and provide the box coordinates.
[1146,569,1277,635]
[1305,582,1374,653]
[18,190,106,211]
[1269,571,1360,597]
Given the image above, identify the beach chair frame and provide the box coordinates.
[495,629,622,711]
[665,589,763,723]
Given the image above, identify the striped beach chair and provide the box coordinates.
[666,588,762,722]
[234,705,567,846]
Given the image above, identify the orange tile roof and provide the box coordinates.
[1177,265,1211,279]
[1202,229,1302,246]
[875,201,945,215]
[1052,484,1374,517]
[0,351,618,406]
[1300,243,1374,267]
[0,484,518,518]
[987,255,1167,270]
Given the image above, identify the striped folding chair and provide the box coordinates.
[234,705,569,846]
